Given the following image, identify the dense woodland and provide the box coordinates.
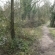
[0,0,55,55]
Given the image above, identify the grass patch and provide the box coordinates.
[33,26,42,38]
[22,26,42,39]
[49,28,55,37]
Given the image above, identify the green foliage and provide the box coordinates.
[50,12,55,27]
[50,3,55,27]
[0,36,33,55]
[0,0,51,55]
[17,39,30,52]
[0,25,36,55]
[20,0,32,19]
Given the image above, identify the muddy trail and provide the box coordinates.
[40,25,55,55]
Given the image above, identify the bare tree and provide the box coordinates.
[10,0,15,39]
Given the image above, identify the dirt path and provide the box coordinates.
[40,25,55,55]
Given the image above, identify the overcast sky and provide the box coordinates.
[0,0,54,7]
[49,0,54,5]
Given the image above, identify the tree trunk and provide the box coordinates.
[10,0,15,39]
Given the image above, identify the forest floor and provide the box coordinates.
[40,24,55,55]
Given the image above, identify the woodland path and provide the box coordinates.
[40,24,55,55]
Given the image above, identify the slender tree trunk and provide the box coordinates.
[10,0,15,39]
